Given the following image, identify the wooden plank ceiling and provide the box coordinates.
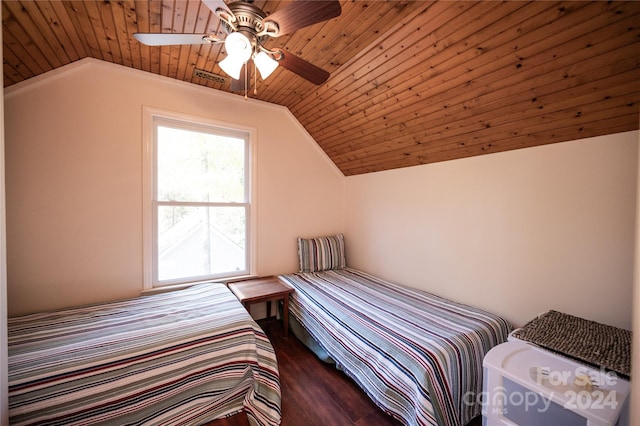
[3,1,640,175]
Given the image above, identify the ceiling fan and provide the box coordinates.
[133,0,342,91]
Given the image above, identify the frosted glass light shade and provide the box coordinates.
[219,56,244,80]
[225,32,252,61]
[254,51,279,80]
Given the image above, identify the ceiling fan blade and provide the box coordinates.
[275,49,330,85]
[230,64,252,92]
[202,0,233,16]
[202,0,236,26]
[263,0,341,36]
[133,33,221,46]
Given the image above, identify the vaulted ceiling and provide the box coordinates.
[3,1,640,175]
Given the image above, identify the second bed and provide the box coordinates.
[279,268,511,426]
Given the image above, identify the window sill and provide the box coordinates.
[141,274,259,295]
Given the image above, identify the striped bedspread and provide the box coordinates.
[8,284,281,426]
[279,269,511,426]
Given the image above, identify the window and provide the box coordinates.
[143,109,254,288]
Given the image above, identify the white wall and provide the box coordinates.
[346,131,638,330]
[4,59,345,316]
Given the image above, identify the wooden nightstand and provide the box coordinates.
[227,276,295,337]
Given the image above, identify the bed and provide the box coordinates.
[8,283,282,426]
[278,234,512,426]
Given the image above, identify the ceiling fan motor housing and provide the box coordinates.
[222,2,270,46]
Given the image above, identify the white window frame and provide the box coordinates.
[142,107,257,290]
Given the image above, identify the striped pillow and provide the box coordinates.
[298,234,346,272]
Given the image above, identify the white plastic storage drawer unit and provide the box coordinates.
[482,341,630,426]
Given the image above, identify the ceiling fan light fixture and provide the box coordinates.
[254,51,279,80]
[219,55,245,80]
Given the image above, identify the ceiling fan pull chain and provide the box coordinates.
[254,61,258,96]
[244,62,248,100]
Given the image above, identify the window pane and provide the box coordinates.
[157,126,245,202]
[157,205,246,282]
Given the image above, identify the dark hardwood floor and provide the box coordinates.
[207,318,482,426]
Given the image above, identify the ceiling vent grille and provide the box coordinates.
[193,69,227,84]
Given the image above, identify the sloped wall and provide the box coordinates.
[4,59,345,315]
[346,131,638,330]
